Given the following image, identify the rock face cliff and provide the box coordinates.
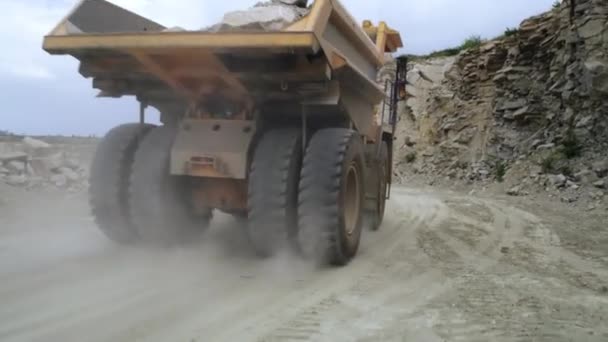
[395,0,607,198]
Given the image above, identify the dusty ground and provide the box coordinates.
[1,179,607,342]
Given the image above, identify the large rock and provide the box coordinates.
[592,160,608,177]
[22,137,56,159]
[51,174,68,188]
[584,59,608,95]
[574,169,600,184]
[5,160,26,174]
[63,158,82,171]
[57,167,80,183]
[547,174,567,187]
[578,19,604,39]
[29,152,64,176]
[22,137,50,150]
[5,174,27,186]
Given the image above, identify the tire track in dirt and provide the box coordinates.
[411,193,608,342]
[256,189,450,341]
[2,187,607,341]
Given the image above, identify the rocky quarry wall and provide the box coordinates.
[395,0,607,205]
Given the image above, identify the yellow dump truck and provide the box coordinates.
[43,0,405,265]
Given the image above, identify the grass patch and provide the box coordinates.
[422,35,486,58]
[460,35,483,50]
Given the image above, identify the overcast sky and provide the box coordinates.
[0,0,555,136]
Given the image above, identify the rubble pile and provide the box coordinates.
[394,0,607,209]
[0,137,88,190]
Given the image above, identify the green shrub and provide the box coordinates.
[405,152,417,163]
[427,47,462,58]
[553,1,561,9]
[461,35,483,50]
[504,27,519,37]
[541,154,557,174]
[561,130,582,159]
[541,151,571,174]
[495,161,506,182]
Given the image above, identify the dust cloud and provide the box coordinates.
[1,162,607,341]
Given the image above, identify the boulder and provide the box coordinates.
[593,180,606,189]
[63,158,82,171]
[5,174,27,186]
[547,174,567,187]
[578,19,604,39]
[583,59,608,95]
[22,137,51,150]
[507,186,522,196]
[574,169,600,184]
[566,180,579,189]
[29,152,64,176]
[5,160,26,174]
[58,167,80,183]
[499,99,527,111]
[536,143,555,151]
[51,174,68,188]
[22,137,56,159]
[592,160,608,177]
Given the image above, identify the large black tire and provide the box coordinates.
[298,128,365,266]
[247,128,302,257]
[89,123,155,244]
[369,142,389,231]
[129,125,210,245]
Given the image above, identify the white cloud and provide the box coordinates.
[0,0,70,80]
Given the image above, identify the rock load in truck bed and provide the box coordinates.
[206,0,310,32]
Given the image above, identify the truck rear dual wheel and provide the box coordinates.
[298,128,365,266]
[247,128,302,257]
[89,123,155,244]
[91,124,210,246]
[369,142,389,231]
[129,125,211,246]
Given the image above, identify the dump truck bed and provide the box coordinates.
[44,31,327,105]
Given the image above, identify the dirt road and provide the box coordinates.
[0,185,606,342]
